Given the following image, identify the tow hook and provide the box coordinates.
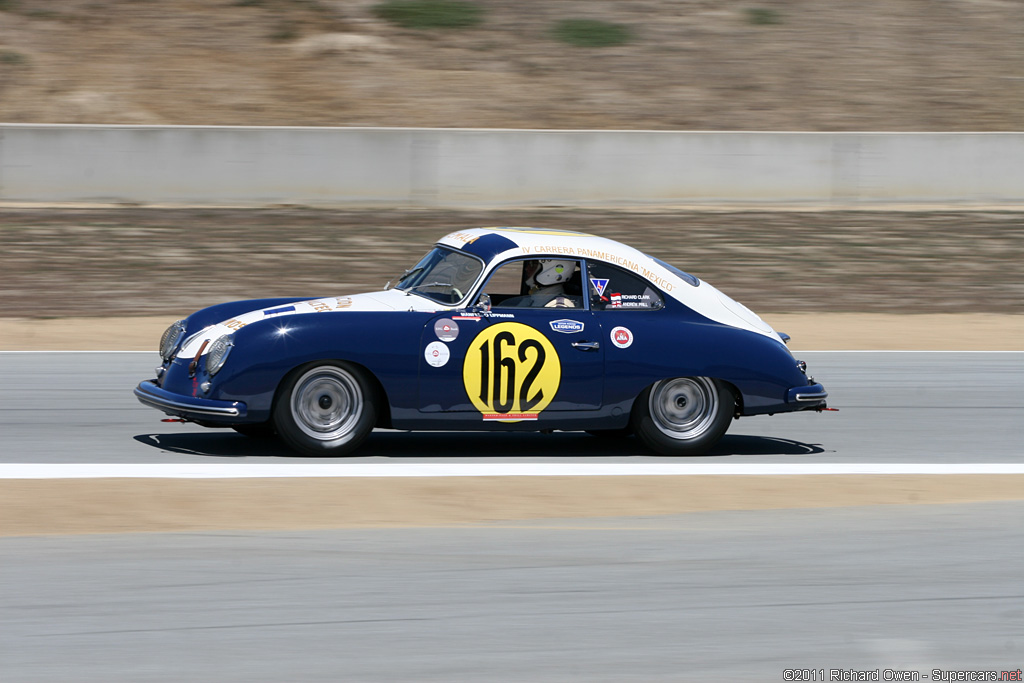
[161,418,188,423]
[188,339,210,377]
[816,406,839,412]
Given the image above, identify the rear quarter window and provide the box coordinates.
[649,256,700,287]
[586,262,664,311]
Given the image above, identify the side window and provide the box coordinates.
[485,259,585,309]
[482,261,528,303]
[587,262,664,311]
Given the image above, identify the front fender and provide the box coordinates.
[205,311,435,420]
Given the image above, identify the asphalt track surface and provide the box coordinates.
[0,351,1021,464]
[2,352,1023,681]
[2,504,1023,682]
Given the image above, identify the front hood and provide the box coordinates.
[177,289,442,358]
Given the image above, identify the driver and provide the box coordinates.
[518,259,577,308]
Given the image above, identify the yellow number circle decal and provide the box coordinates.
[463,322,561,421]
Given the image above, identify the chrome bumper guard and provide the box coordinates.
[134,381,247,419]
[786,383,828,404]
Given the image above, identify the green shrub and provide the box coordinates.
[552,19,631,48]
[270,22,298,41]
[745,8,782,25]
[372,1,484,29]
[0,50,27,65]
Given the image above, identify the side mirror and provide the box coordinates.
[474,292,492,312]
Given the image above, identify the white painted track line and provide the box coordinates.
[3,350,1024,354]
[3,463,1024,479]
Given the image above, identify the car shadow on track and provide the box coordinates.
[133,431,825,459]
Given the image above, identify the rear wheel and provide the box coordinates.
[632,377,734,455]
[273,362,376,457]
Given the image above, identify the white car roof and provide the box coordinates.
[437,227,781,341]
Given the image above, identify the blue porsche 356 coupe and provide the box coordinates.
[135,227,828,456]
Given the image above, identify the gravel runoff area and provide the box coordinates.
[2,207,1023,350]
[5,476,1024,537]
[1,207,1022,318]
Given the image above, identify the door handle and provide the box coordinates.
[571,341,600,351]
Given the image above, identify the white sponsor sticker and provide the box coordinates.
[434,318,459,342]
[424,341,450,368]
[549,319,585,334]
[610,326,633,349]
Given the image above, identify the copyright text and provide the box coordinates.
[783,669,1022,681]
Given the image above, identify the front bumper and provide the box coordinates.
[134,380,248,422]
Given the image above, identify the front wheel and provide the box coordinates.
[273,362,376,457]
[632,377,734,456]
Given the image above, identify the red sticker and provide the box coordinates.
[610,326,633,349]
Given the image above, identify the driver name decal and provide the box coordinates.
[463,322,561,422]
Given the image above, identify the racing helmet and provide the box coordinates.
[525,259,574,288]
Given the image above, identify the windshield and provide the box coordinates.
[395,246,484,305]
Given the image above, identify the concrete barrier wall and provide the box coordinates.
[1,124,1022,207]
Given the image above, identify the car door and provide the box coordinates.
[584,261,669,403]
[417,258,604,422]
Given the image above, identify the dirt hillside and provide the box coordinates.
[1,0,1022,131]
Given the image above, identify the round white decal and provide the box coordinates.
[610,326,633,349]
[434,318,459,342]
[424,341,450,368]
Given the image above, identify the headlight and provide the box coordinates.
[206,334,234,376]
[159,320,186,361]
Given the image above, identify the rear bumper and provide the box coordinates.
[134,380,248,422]
[786,382,828,406]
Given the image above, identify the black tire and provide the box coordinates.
[632,377,734,456]
[231,423,277,438]
[272,362,376,457]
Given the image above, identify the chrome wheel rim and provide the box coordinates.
[648,377,718,440]
[290,367,363,442]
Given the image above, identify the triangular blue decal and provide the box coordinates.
[590,278,609,297]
